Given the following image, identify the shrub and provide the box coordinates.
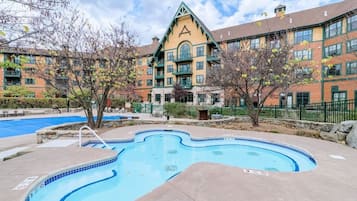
[164,103,187,118]
[0,97,76,109]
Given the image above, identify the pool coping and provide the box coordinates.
[100,125,357,201]
[1,124,357,201]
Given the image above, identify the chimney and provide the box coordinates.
[274,4,286,17]
[152,36,159,44]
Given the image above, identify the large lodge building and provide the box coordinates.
[1,0,357,107]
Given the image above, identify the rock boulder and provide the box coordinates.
[346,123,357,149]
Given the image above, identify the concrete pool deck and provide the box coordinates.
[0,118,356,200]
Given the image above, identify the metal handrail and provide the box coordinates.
[78,126,112,149]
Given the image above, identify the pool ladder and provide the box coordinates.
[78,126,112,149]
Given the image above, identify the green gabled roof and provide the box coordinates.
[153,2,220,58]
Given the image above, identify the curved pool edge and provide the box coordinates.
[25,128,317,201]
[87,128,317,172]
[23,152,118,201]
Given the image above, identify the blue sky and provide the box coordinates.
[75,0,342,45]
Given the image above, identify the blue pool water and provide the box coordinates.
[0,116,121,138]
[28,130,316,201]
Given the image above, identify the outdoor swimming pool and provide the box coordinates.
[0,116,121,138]
[27,130,316,201]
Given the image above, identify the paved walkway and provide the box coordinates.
[0,113,356,201]
[100,125,357,201]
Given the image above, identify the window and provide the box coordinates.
[324,43,342,57]
[211,93,220,104]
[146,79,153,86]
[137,80,142,87]
[45,57,52,65]
[25,78,35,85]
[347,61,357,75]
[228,41,240,51]
[250,38,260,49]
[295,67,312,79]
[24,67,36,73]
[196,61,204,70]
[333,91,346,102]
[27,56,36,64]
[178,64,191,73]
[196,46,204,57]
[196,75,204,84]
[137,58,142,66]
[325,64,342,76]
[270,40,281,49]
[99,60,106,68]
[198,94,206,103]
[296,92,309,106]
[347,14,357,32]
[294,49,312,60]
[294,29,312,44]
[179,43,191,59]
[155,94,161,102]
[167,65,174,73]
[14,56,21,64]
[147,67,153,75]
[167,52,174,61]
[325,20,342,38]
[347,39,357,53]
[167,77,173,85]
[73,59,81,66]
[165,94,171,102]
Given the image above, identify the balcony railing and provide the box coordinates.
[5,81,21,86]
[173,68,192,76]
[155,73,165,79]
[179,82,192,89]
[55,75,69,80]
[4,70,21,77]
[156,60,164,68]
[175,54,193,63]
[207,55,220,63]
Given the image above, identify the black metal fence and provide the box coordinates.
[213,99,357,123]
[136,99,356,123]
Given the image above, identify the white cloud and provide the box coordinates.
[74,0,342,45]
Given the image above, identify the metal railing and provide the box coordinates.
[212,99,357,123]
[78,126,112,149]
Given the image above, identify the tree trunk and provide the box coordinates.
[86,108,95,128]
[95,88,110,128]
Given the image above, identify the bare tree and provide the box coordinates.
[207,43,306,126]
[36,11,136,128]
[0,0,69,47]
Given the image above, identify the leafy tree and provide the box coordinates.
[3,85,32,97]
[36,11,136,128]
[207,43,307,126]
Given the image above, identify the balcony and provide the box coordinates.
[207,55,220,63]
[175,54,193,63]
[156,60,164,68]
[155,73,165,79]
[55,75,69,80]
[4,70,21,78]
[4,81,21,86]
[179,82,192,89]
[173,69,192,76]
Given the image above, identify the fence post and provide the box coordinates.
[274,105,277,118]
[323,102,327,122]
[299,104,302,120]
